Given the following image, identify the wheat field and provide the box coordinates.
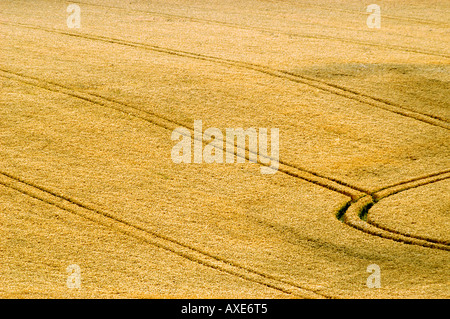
[0,0,449,299]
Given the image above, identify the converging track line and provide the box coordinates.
[3,65,448,252]
[2,25,448,249]
[340,171,450,251]
[0,7,448,295]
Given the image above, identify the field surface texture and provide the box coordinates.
[0,0,449,298]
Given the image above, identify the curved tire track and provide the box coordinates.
[0,5,447,298]
[0,68,367,297]
[2,23,448,243]
[372,169,450,200]
[1,21,449,130]
[340,170,450,251]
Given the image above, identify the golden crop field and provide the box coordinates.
[0,0,449,299]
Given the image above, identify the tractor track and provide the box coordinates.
[340,170,450,251]
[0,67,367,200]
[0,170,331,299]
[371,169,450,200]
[72,1,450,59]
[0,66,364,298]
[1,21,449,130]
[2,65,447,254]
[2,21,448,249]
[1,6,448,298]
